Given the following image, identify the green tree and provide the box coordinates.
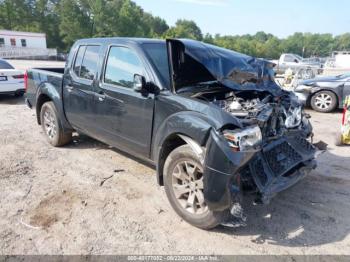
[0,0,33,31]
[57,0,92,48]
[164,19,203,40]
[335,33,350,51]
[1,0,350,57]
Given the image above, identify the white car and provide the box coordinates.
[0,59,25,96]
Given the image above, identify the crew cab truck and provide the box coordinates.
[272,53,322,75]
[26,38,318,229]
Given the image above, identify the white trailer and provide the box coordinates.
[0,30,47,48]
[0,30,56,58]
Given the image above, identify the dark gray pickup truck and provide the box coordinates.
[25,38,318,229]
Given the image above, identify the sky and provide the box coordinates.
[133,0,350,38]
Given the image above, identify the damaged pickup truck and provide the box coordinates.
[25,38,318,229]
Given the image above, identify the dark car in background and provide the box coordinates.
[294,73,350,112]
[25,38,318,229]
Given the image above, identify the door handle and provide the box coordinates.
[66,85,74,93]
[95,92,106,102]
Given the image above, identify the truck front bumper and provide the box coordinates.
[203,130,317,211]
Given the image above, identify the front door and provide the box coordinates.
[93,45,155,158]
[63,45,101,133]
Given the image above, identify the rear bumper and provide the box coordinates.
[0,88,25,95]
[203,130,317,211]
[0,82,25,93]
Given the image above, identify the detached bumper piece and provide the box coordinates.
[242,136,317,204]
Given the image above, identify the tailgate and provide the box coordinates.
[25,68,64,108]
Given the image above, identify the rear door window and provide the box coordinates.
[73,46,86,76]
[80,45,101,80]
[73,45,101,80]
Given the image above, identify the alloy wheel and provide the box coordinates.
[43,109,57,139]
[171,160,208,215]
[314,93,333,110]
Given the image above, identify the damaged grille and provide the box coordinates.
[239,138,314,193]
[294,136,315,152]
[252,158,268,186]
[264,142,302,176]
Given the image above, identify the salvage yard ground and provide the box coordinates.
[0,61,350,255]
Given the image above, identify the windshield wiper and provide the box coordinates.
[177,80,223,93]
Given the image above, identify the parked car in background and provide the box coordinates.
[272,53,323,75]
[0,58,25,96]
[294,73,350,112]
[26,38,318,229]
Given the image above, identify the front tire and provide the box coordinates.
[310,91,337,113]
[40,102,72,147]
[163,145,225,229]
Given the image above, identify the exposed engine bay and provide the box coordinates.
[194,89,311,141]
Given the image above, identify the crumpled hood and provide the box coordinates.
[166,39,284,96]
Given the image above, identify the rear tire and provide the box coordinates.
[163,144,226,229]
[40,102,72,147]
[310,91,337,113]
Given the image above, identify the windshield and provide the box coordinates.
[295,54,303,61]
[0,60,14,69]
[142,43,170,87]
[337,73,350,78]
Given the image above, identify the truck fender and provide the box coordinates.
[36,82,73,132]
[153,110,243,186]
[153,111,214,185]
[203,129,256,211]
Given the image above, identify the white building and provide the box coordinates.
[0,30,47,48]
[0,30,56,58]
[331,51,350,68]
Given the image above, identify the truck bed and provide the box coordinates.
[26,67,64,110]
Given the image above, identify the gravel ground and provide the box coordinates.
[0,61,349,255]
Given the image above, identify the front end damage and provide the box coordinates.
[166,39,319,225]
[203,92,318,225]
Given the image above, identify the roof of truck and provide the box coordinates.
[76,37,165,45]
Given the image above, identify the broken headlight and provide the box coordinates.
[223,125,262,151]
[284,106,302,128]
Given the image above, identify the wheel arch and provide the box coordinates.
[36,82,73,131]
[152,111,217,185]
[155,133,206,186]
[152,111,241,186]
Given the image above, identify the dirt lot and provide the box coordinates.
[0,63,350,254]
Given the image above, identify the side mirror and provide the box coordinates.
[133,74,146,92]
[294,59,299,63]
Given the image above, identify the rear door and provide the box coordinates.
[63,44,101,132]
[93,45,155,157]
